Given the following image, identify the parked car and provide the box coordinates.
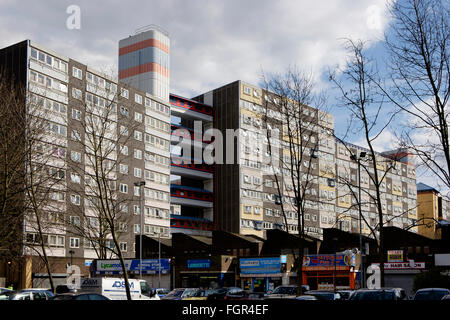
[337,290,354,300]
[441,294,450,300]
[295,295,319,301]
[55,285,77,294]
[182,288,207,300]
[52,293,110,300]
[206,287,241,301]
[304,290,342,300]
[387,287,408,300]
[265,285,309,299]
[248,292,265,300]
[412,288,450,301]
[161,288,185,300]
[223,288,250,300]
[0,288,14,301]
[349,288,400,301]
[9,289,55,300]
[155,288,170,299]
[0,288,13,294]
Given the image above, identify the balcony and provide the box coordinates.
[170,214,215,232]
[171,156,214,179]
[170,184,213,208]
[169,94,213,122]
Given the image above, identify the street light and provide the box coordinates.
[333,237,338,293]
[134,181,145,279]
[350,151,366,288]
[69,250,75,266]
[156,230,161,288]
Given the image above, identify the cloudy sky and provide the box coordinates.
[1,0,445,191]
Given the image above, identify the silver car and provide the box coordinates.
[9,289,55,300]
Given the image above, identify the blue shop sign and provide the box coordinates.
[95,259,170,275]
[187,259,211,269]
[240,257,281,274]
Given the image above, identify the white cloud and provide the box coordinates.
[0,0,392,98]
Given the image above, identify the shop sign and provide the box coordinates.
[95,259,170,274]
[187,259,211,269]
[303,254,355,267]
[387,250,403,262]
[240,257,281,274]
[373,262,425,270]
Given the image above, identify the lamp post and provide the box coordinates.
[69,250,75,266]
[158,231,161,288]
[333,237,338,293]
[134,181,145,279]
[350,151,366,288]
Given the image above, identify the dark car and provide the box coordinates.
[9,289,55,300]
[337,290,354,300]
[412,288,450,301]
[55,285,77,294]
[304,290,342,301]
[296,295,319,301]
[248,292,266,300]
[224,288,250,300]
[349,288,400,301]
[441,294,450,300]
[206,287,242,301]
[161,288,185,300]
[265,285,309,299]
[53,293,110,300]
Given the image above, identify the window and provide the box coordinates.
[134,149,143,159]
[72,66,82,79]
[119,183,128,194]
[135,94,142,104]
[134,112,143,122]
[71,151,81,162]
[134,186,140,196]
[71,130,81,141]
[119,164,128,174]
[244,206,252,213]
[71,194,81,205]
[120,125,129,136]
[70,237,80,248]
[120,106,129,117]
[70,173,81,184]
[120,242,127,252]
[70,216,80,226]
[134,130,142,141]
[134,224,141,234]
[134,167,142,178]
[243,86,251,95]
[72,87,82,100]
[120,145,128,155]
[72,109,82,120]
[120,88,129,99]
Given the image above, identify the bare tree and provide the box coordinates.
[0,71,27,263]
[329,39,399,287]
[385,0,449,196]
[261,67,327,295]
[65,77,141,300]
[0,70,29,274]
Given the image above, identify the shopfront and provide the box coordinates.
[239,257,283,293]
[177,256,236,289]
[302,254,358,290]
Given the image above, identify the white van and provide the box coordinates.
[80,277,160,300]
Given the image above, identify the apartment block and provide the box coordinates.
[0,39,172,285]
[194,80,418,240]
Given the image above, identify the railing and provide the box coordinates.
[170,185,213,202]
[171,157,214,173]
[169,95,213,116]
[170,216,215,231]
